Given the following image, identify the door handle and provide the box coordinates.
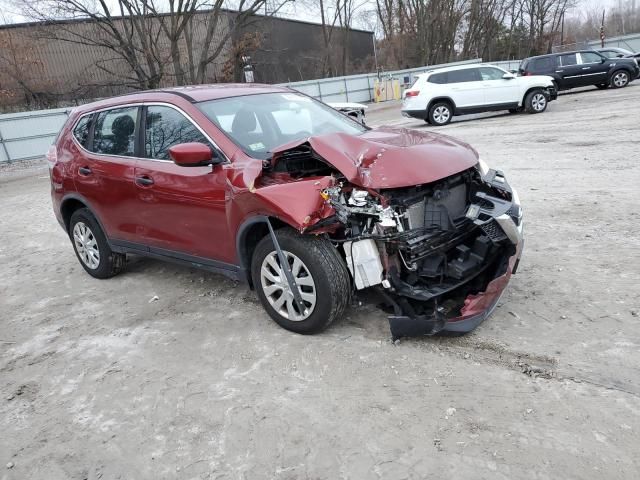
[581,67,591,70]
[78,166,92,176]
[135,175,154,186]
[555,70,564,73]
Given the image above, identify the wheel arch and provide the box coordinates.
[427,96,456,114]
[60,194,112,240]
[608,67,632,83]
[522,86,545,106]
[235,215,288,288]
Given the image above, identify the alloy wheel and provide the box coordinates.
[73,221,100,269]
[531,93,547,112]
[613,72,629,87]
[260,251,316,321]
[433,106,450,124]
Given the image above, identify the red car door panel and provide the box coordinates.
[133,160,233,263]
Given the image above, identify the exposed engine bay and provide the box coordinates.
[298,163,523,338]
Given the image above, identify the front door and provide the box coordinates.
[479,66,520,105]
[132,105,235,265]
[73,106,142,243]
[577,51,609,86]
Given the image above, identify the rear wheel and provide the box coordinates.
[428,101,453,126]
[524,90,547,114]
[610,70,630,88]
[251,229,351,334]
[69,208,125,279]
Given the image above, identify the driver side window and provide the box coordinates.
[479,67,506,81]
[580,52,603,64]
[145,106,211,160]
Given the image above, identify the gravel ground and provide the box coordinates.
[1,84,639,480]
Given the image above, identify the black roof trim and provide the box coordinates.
[154,90,197,103]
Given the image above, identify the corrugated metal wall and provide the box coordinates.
[0,108,70,163]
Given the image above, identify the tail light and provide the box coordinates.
[46,145,58,166]
[523,71,532,76]
[405,90,420,97]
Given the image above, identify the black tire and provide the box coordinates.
[596,83,609,90]
[69,208,125,279]
[524,89,548,114]
[427,101,453,126]
[610,70,630,89]
[251,228,351,334]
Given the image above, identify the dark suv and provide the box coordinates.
[520,50,639,90]
[48,85,524,339]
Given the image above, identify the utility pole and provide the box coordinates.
[600,9,605,48]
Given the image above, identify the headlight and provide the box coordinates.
[477,158,490,177]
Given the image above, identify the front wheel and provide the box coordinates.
[428,102,453,126]
[524,90,547,113]
[610,70,630,88]
[251,229,351,334]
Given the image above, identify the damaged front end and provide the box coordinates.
[310,162,523,340]
[254,129,523,339]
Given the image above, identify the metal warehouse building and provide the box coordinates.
[0,11,374,111]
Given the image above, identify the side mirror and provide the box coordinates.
[503,72,516,80]
[169,142,221,167]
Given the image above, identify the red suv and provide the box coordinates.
[48,84,524,339]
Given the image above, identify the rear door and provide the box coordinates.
[556,53,583,88]
[132,104,235,265]
[577,51,609,85]
[72,106,142,243]
[446,68,485,108]
[479,66,519,105]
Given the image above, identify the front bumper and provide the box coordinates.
[386,182,524,340]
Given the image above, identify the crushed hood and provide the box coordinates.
[271,126,479,189]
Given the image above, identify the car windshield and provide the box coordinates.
[197,92,367,159]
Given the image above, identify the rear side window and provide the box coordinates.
[447,68,481,83]
[428,72,447,84]
[72,115,92,147]
[531,57,555,71]
[559,53,578,66]
[145,106,211,160]
[91,107,139,156]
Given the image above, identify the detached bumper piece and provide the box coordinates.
[546,85,558,101]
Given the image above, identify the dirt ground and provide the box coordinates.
[1,83,639,480]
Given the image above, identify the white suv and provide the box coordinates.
[401,64,557,125]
